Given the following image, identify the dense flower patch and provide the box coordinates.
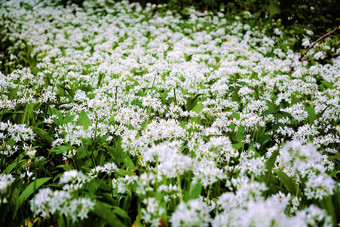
[0,1,339,226]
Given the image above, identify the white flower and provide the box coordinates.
[59,170,89,192]
[141,197,166,226]
[170,199,211,227]
[31,188,94,222]
[27,149,37,159]
[142,144,192,178]
[0,174,15,195]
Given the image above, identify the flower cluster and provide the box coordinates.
[0,0,339,225]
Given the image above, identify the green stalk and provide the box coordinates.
[177,174,183,203]
[72,158,78,170]
[15,146,22,176]
[206,184,213,201]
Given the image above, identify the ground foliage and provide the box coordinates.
[0,0,340,226]
[57,0,340,41]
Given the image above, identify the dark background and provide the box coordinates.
[64,0,340,37]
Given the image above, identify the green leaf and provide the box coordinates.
[180,121,188,129]
[123,156,135,169]
[63,111,75,124]
[52,145,73,154]
[262,149,280,191]
[278,111,292,119]
[22,102,35,125]
[276,170,296,194]
[76,146,87,159]
[261,109,274,116]
[77,110,92,130]
[185,94,201,111]
[306,107,316,124]
[268,2,280,16]
[231,90,240,102]
[18,177,51,206]
[321,81,334,89]
[261,101,275,116]
[92,202,126,227]
[192,102,202,114]
[291,94,299,104]
[112,206,129,219]
[231,112,240,120]
[237,126,244,142]
[258,134,271,145]
[188,180,202,200]
[51,108,64,126]
[99,192,120,206]
[189,116,201,124]
[319,195,337,225]
[116,169,135,177]
[34,127,53,144]
[232,142,244,151]
[3,154,25,174]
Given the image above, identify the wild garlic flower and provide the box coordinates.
[0,121,34,142]
[88,162,118,179]
[141,197,166,227]
[277,140,335,199]
[142,144,192,178]
[193,159,225,187]
[112,175,138,194]
[170,199,211,227]
[31,188,94,222]
[0,174,15,195]
[59,170,89,192]
[296,205,332,227]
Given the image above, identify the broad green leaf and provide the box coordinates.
[112,206,129,219]
[3,154,25,174]
[188,180,202,200]
[116,169,135,177]
[258,134,271,145]
[321,81,334,89]
[232,142,244,151]
[331,187,340,224]
[306,107,316,124]
[268,1,280,16]
[51,108,63,126]
[291,94,299,104]
[123,156,135,169]
[237,126,244,142]
[98,192,119,206]
[22,102,35,125]
[77,110,92,130]
[276,170,296,194]
[319,195,337,225]
[192,102,202,114]
[189,116,201,124]
[57,84,75,98]
[231,112,240,120]
[278,111,292,119]
[180,121,188,129]
[185,94,201,111]
[262,149,280,191]
[63,112,75,124]
[52,145,73,154]
[261,109,274,116]
[76,146,87,159]
[34,127,53,144]
[231,90,240,102]
[261,101,275,116]
[92,201,125,227]
[19,177,51,206]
